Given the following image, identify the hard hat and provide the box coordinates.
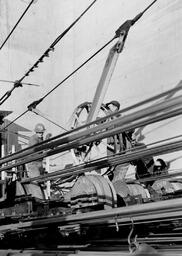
[106,100,120,110]
[109,100,120,109]
[34,123,45,133]
[154,158,167,169]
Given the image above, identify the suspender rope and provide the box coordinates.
[31,108,68,131]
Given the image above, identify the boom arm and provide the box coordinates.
[86,0,158,124]
[86,33,126,123]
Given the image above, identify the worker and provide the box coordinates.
[26,123,46,178]
[151,158,173,195]
[105,100,121,155]
[28,123,45,146]
[105,100,120,113]
[129,131,154,187]
[153,158,168,176]
[105,100,130,182]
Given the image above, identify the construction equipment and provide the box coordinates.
[2,0,182,253]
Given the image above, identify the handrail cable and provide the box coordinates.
[0,0,35,51]
[30,0,158,106]
[0,0,97,106]
[0,37,114,132]
[27,38,115,109]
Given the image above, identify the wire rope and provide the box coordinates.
[0,37,115,132]
[0,0,35,51]
[0,0,97,106]
[0,0,158,132]
[31,109,68,131]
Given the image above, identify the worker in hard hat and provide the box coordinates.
[105,100,122,156]
[28,123,45,147]
[105,100,129,182]
[26,123,46,178]
[105,100,120,113]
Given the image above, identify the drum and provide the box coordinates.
[113,180,149,205]
[70,175,117,210]
[152,179,174,194]
[170,181,182,191]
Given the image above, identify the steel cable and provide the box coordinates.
[0,0,97,106]
[1,90,182,166]
[0,37,114,132]
[1,104,182,175]
[31,108,68,131]
[0,0,35,51]
[33,37,115,104]
[0,0,158,130]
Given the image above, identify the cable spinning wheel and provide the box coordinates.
[69,101,122,165]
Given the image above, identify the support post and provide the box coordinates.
[45,157,51,198]
[1,145,6,180]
